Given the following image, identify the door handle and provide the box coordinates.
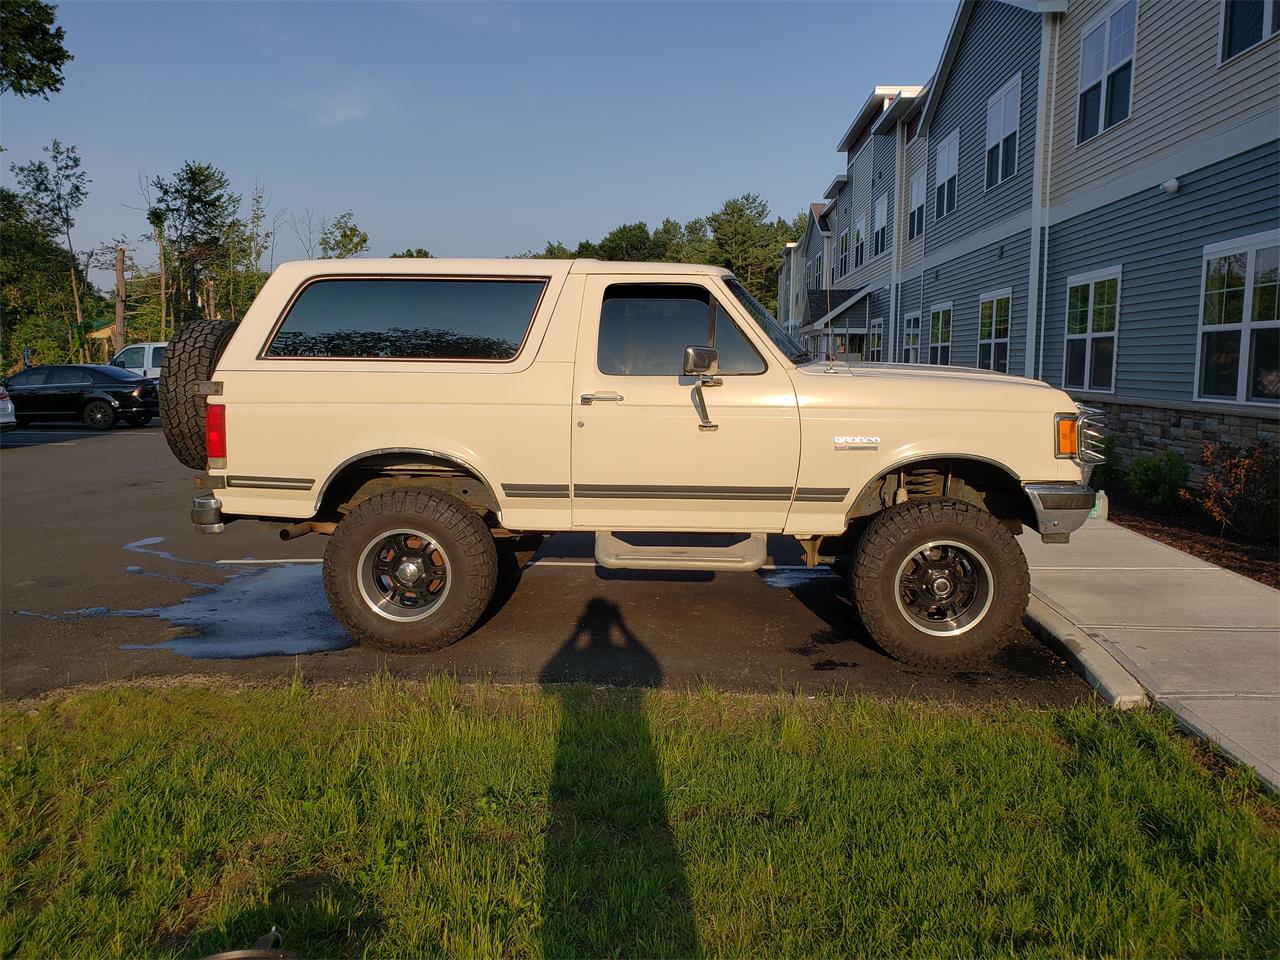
[580,392,624,405]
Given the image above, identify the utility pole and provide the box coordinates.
[113,246,126,354]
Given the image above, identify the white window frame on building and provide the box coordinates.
[1219,0,1280,63]
[1076,0,1137,145]
[985,74,1021,189]
[902,312,922,363]
[935,129,959,220]
[908,170,926,240]
[868,318,884,362]
[1063,266,1122,394]
[928,303,952,365]
[978,288,1012,373]
[1194,230,1280,406]
[873,194,888,257]
[854,215,866,269]
[837,229,850,278]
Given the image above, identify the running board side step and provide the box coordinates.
[594,532,767,572]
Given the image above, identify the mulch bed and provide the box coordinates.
[1103,489,1280,590]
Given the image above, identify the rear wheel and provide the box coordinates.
[82,400,116,430]
[323,489,497,652]
[850,498,1028,669]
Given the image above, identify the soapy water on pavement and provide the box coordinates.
[16,538,353,659]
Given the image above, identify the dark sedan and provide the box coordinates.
[4,364,159,430]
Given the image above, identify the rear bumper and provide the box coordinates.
[192,494,225,534]
[1023,482,1096,543]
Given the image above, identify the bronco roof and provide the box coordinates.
[276,258,733,277]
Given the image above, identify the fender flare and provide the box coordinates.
[313,447,501,515]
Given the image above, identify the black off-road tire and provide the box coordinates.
[82,399,116,430]
[323,489,498,653]
[160,318,235,469]
[850,498,1029,669]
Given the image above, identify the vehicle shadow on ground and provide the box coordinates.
[538,598,699,958]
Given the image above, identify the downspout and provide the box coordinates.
[889,111,905,360]
[1037,12,1061,382]
[1024,10,1055,379]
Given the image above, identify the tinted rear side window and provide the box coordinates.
[8,368,48,386]
[265,278,546,360]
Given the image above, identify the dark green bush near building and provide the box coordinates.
[1087,433,1122,492]
[1127,449,1191,513]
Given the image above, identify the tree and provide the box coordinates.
[706,194,799,311]
[512,241,572,260]
[11,140,90,357]
[319,210,369,259]
[150,161,240,327]
[596,222,655,262]
[0,0,72,99]
[390,247,433,258]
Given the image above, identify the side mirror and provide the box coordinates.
[683,345,719,377]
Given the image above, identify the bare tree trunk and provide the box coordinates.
[113,246,126,354]
[155,226,167,340]
[204,278,216,320]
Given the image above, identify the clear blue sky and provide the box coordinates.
[2,0,954,281]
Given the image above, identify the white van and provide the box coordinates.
[112,342,167,378]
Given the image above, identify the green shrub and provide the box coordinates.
[1195,442,1280,543]
[1088,433,1122,491]
[1127,448,1190,512]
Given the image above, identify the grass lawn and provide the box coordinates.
[2,678,1277,959]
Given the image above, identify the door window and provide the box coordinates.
[47,367,91,385]
[596,284,765,376]
[151,345,166,368]
[116,346,145,368]
[7,368,49,387]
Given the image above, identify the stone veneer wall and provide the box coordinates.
[1075,396,1280,484]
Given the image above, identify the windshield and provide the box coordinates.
[723,278,813,364]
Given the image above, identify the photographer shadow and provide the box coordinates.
[538,597,699,958]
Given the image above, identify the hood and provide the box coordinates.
[795,358,1058,391]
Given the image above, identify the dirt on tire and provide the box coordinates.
[159,319,235,470]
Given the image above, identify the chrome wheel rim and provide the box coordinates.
[357,528,451,622]
[893,540,994,637]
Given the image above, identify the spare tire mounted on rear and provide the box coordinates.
[159,318,236,470]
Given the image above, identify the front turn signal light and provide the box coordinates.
[1055,413,1078,459]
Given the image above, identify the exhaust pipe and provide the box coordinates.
[278,521,337,542]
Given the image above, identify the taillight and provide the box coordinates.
[206,403,227,465]
[0,387,8,401]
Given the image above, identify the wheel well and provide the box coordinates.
[316,452,500,522]
[847,457,1036,527]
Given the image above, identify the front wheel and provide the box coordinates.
[322,489,498,652]
[850,498,1029,669]
[82,400,116,430]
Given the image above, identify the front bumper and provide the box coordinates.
[192,494,225,534]
[1023,482,1096,543]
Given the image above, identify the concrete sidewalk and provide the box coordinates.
[1019,519,1280,791]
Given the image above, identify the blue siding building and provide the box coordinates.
[781,0,1279,465]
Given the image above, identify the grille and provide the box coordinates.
[1076,405,1107,464]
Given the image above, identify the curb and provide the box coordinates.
[1024,591,1148,710]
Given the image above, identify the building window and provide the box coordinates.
[1078,0,1136,144]
[1196,232,1279,404]
[928,305,952,364]
[935,129,958,220]
[906,112,921,143]
[837,230,850,278]
[854,216,866,269]
[1063,267,1121,392]
[908,170,925,240]
[873,195,888,257]
[986,74,1020,189]
[902,313,921,363]
[868,318,884,362]
[978,289,1012,373]
[1221,0,1279,61]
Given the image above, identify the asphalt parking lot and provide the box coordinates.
[0,423,1088,703]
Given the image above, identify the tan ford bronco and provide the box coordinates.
[160,258,1103,668]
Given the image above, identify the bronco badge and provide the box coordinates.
[834,435,880,450]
